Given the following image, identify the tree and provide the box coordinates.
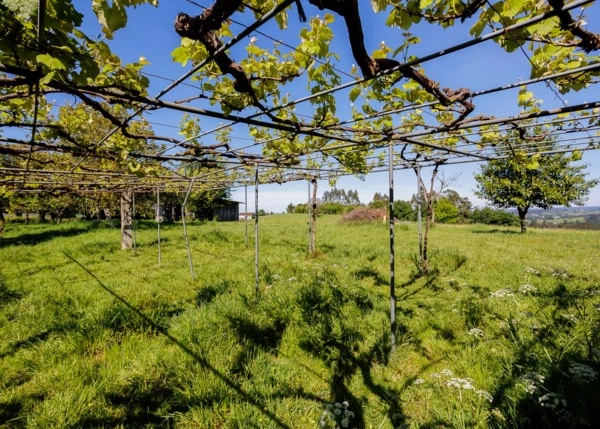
[369,193,388,209]
[443,190,472,223]
[393,200,413,220]
[471,207,519,227]
[434,197,459,224]
[475,144,599,233]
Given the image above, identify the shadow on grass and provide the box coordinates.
[0,275,22,306]
[490,280,600,428]
[471,228,520,234]
[62,252,292,429]
[195,280,232,306]
[0,330,51,360]
[228,315,288,378]
[0,393,45,426]
[0,224,92,246]
[296,278,407,428]
[353,266,387,286]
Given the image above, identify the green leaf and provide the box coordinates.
[36,53,67,71]
[349,86,361,102]
[92,0,127,39]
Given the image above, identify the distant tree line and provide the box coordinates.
[286,187,522,227]
[0,188,231,225]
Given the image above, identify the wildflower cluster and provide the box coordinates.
[551,268,571,278]
[477,390,494,403]
[523,267,540,276]
[320,402,354,428]
[446,378,475,390]
[427,369,493,402]
[538,393,567,410]
[490,288,514,299]
[518,284,538,294]
[467,328,485,338]
[568,363,598,384]
[519,372,545,394]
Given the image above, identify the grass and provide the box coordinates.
[1,215,599,428]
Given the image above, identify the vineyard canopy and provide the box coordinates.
[1,0,599,195]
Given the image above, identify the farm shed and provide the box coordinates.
[212,200,240,222]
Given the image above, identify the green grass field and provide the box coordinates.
[1,215,599,428]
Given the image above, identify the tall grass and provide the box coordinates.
[1,216,598,428]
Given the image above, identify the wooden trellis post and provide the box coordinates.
[121,189,134,250]
[182,179,196,280]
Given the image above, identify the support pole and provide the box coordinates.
[132,192,137,256]
[120,189,134,250]
[245,184,248,248]
[254,167,259,299]
[417,167,423,266]
[388,141,396,352]
[309,178,317,256]
[182,179,196,280]
[156,186,161,268]
[307,180,311,255]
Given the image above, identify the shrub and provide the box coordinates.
[471,207,519,226]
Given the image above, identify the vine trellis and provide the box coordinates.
[0,0,599,196]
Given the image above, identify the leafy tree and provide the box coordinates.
[434,197,459,224]
[392,200,413,221]
[320,202,345,214]
[294,203,308,214]
[475,143,599,233]
[471,207,519,227]
[322,188,361,206]
[369,193,389,209]
[443,190,472,223]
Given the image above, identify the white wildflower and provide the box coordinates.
[518,284,538,294]
[539,393,567,411]
[468,328,485,338]
[490,288,514,298]
[568,363,598,383]
[477,389,493,403]
[519,372,545,394]
[446,377,475,390]
[440,368,453,377]
[414,378,425,385]
[523,267,540,275]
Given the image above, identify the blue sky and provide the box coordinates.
[80,1,600,212]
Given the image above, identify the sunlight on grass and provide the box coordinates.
[1,216,599,428]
